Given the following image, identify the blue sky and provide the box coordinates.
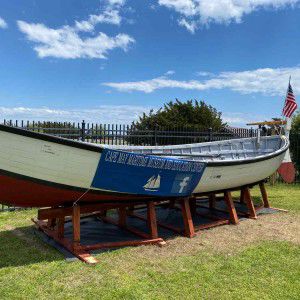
[0,0,300,125]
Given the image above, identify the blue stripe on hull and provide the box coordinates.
[91,149,206,197]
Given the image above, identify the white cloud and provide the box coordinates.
[196,71,214,77]
[17,0,135,59]
[165,70,175,75]
[74,0,125,31]
[74,10,121,32]
[158,0,299,32]
[178,18,197,33]
[0,105,151,124]
[17,21,134,59]
[103,66,300,95]
[0,106,271,127]
[222,112,269,126]
[107,0,125,5]
[0,17,7,29]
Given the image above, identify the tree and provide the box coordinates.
[127,100,227,145]
[291,111,300,133]
[290,111,300,178]
[133,100,226,130]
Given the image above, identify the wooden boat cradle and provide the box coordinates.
[33,181,286,265]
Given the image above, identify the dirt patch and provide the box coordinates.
[132,212,300,260]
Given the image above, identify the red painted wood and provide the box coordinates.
[57,217,65,239]
[147,202,158,239]
[81,238,164,251]
[0,173,152,207]
[118,207,127,227]
[180,197,195,238]
[243,187,257,219]
[208,194,216,209]
[224,191,239,224]
[278,162,296,183]
[259,182,270,208]
[72,205,81,247]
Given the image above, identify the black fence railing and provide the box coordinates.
[2,119,257,145]
[0,120,299,211]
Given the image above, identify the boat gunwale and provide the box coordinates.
[0,124,289,167]
[0,124,104,153]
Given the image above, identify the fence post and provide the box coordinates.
[154,123,158,146]
[250,127,253,138]
[208,127,213,142]
[81,120,86,142]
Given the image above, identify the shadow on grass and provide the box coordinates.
[0,197,274,268]
[0,225,63,268]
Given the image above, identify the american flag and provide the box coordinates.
[282,83,298,118]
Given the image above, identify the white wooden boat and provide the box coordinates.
[0,124,288,207]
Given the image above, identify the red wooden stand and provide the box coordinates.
[128,198,196,238]
[32,181,278,265]
[33,200,166,265]
[193,181,275,224]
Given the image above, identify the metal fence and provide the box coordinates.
[0,120,299,211]
[2,119,257,145]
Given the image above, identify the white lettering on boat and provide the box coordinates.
[103,150,205,173]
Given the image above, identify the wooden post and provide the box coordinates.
[224,191,239,224]
[209,194,216,209]
[189,197,197,216]
[72,205,81,249]
[168,199,176,209]
[127,205,135,214]
[259,182,270,208]
[47,218,56,228]
[147,201,158,238]
[118,207,127,227]
[243,187,257,219]
[57,217,65,238]
[180,197,195,238]
[240,188,245,204]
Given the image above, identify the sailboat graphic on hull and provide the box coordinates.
[143,174,161,192]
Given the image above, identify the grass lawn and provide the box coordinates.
[0,184,299,299]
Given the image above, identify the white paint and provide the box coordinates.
[0,130,288,195]
[0,131,100,188]
[193,152,285,193]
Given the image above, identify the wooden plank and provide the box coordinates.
[180,197,195,238]
[33,218,99,265]
[57,217,65,238]
[101,216,150,239]
[147,201,158,238]
[118,207,127,227]
[129,212,182,234]
[224,191,239,224]
[259,182,270,208]
[194,219,229,231]
[81,238,164,251]
[240,188,245,204]
[208,194,216,209]
[47,218,56,228]
[38,202,148,220]
[189,197,197,215]
[243,187,257,219]
[72,205,81,247]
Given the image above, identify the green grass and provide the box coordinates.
[0,184,299,300]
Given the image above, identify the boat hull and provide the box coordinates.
[194,151,286,193]
[0,169,150,207]
[0,125,288,207]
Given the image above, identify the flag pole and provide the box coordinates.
[284,76,292,136]
[280,76,291,135]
